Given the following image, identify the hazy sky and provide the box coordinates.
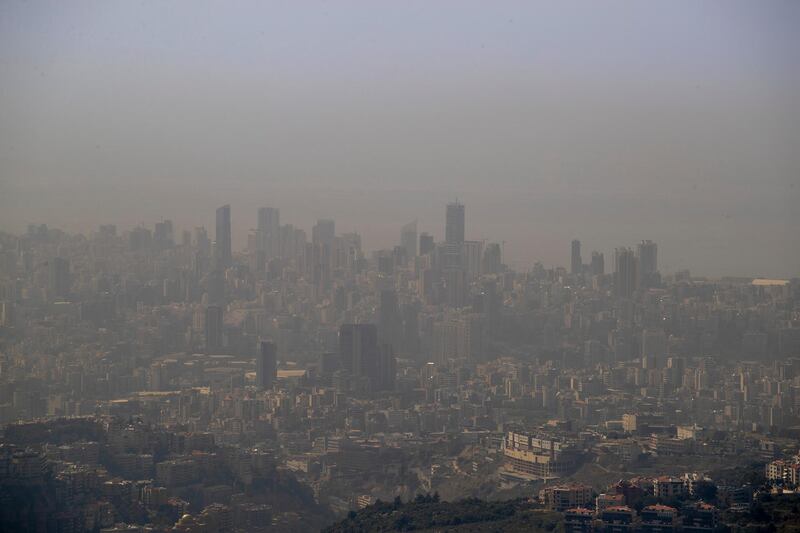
[1,1,798,277]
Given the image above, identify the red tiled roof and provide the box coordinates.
[604,506,634,513]
[565,508,594,515]
[643,504,677,512]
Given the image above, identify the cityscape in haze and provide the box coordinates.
[0,201,798,532]
[1,1,800,533]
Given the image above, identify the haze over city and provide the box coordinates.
[1,1,798,277]
[2,3,800,533]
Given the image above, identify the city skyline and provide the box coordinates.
[1,1,798,278]
[1,3,799,531]
[5,198,795,281]
[1,192,798,532]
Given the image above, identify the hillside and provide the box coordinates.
[321,494,564,533]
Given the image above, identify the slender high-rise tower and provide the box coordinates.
[312,219,335,248]
[571,239,582,275]
[378,289,402,348]
[339,323,395,391]
[339,323,379,382]
[614,247,638,299]
[256,340,277,390]
[48,257,71,300]
[482,242,502,274]
[637,240,658,275]
[637,240,658,288]
[205,305,223,351]
[215,204,232,268]
[257,207,280,256]
[400,220,417,260]
[591,251,605,276]
[419,233,435,255]
[444,202,465,271]
[445,202,465,244]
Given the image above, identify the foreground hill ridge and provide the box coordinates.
[321,494,563,532]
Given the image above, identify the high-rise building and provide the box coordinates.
[440,242,463,270]
[637,240,658,287]
[571,239,582,275]
[591,251,605,276]
[215,204,232,268]
[378,289,402,348]
[279,224,306,262]
[614,247,638,299]
[418,268,436,303]
[462,240,484,280]
[194,226,211,256]
[48,257,71,299]
[154,220,173,250]
[445,202,465,244]
[482,242,502,275]
[340,232,363,272]
[401,301,421,356]
[312,219,335,248]
[206,269,225,305]
[98,224,116,238]
[376,343,396,391]
[459,314,486,362]
[641,329,667,369]
[339,323,379,383]
[129,226,152,252]
[311,240,331,299]
[205,305,223,351]
[256,340,277,390]
[637,240,658,275]
[419,233,435,255]
[400,220,417,261]
[257,207,280,256]
[444,268,467,308]
[0,301,14,328]
[432,313,485,363]
[319,352,340,375]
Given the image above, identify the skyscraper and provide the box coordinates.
[205,305,223,351]
[311,238,331,299]
[637,240,658,275]
[339,323,379,383]
[400,220,417,261]
[378,289,402,348]
[154,220,173,250]
[432,313,485,363]
[215,204,232,268]
[445,202,465,244]
[419,233,435,255]
[206,269,225,305]
[444,268,467,308]
[257,207,280,256]
[571,239,582,275]
[442,204,465,270]
[462,240,484,280]
[256,340,277,390]
[482,242,502,275]
[637,240,658,288]
[641,329,667,369]
[459,314,486,362]
[591,251,605,276]
[376,343,396,391]
[312,219,335,248]
[614,247,638,299]
[194,226,211,256]
[48,257,70,300]
[401,301,421,356]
